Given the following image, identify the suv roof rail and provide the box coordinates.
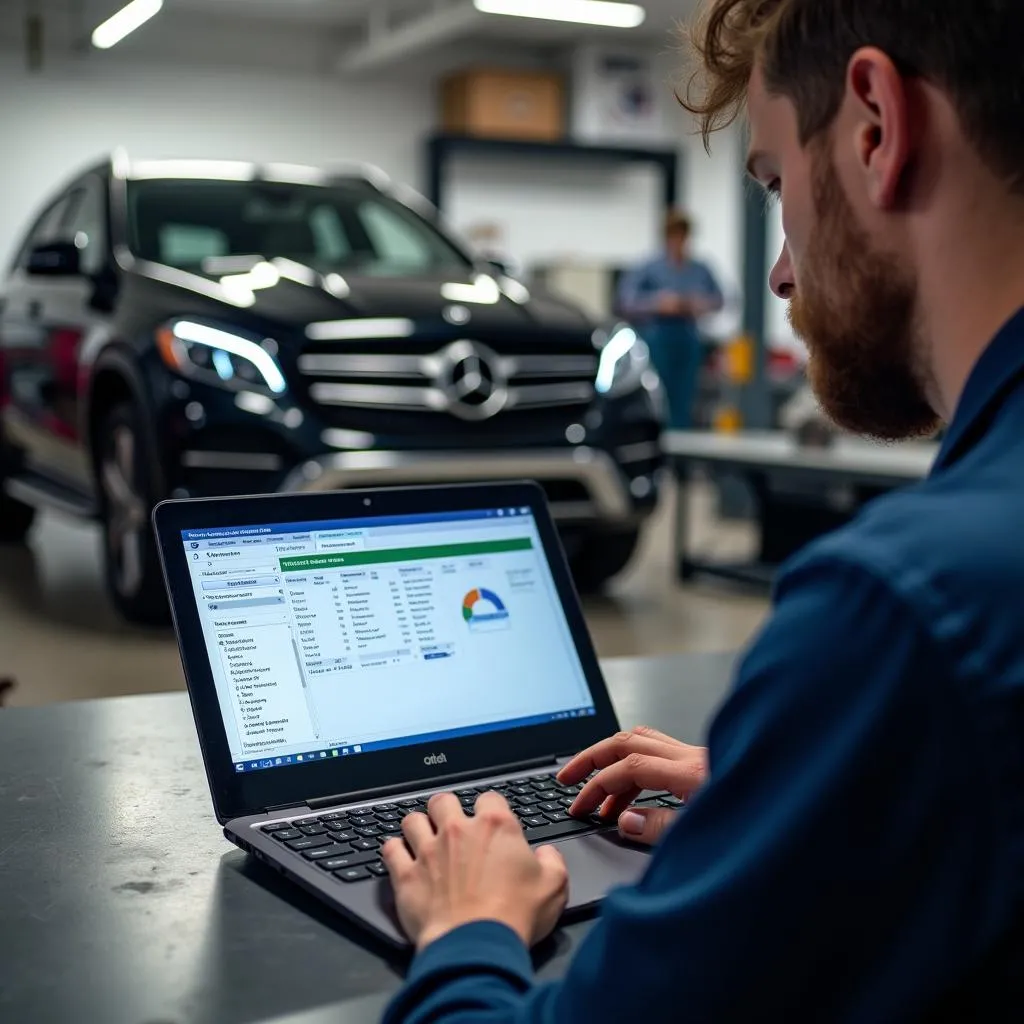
[107,149,390,188]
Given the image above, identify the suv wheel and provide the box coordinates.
[0,493,35,543]
[0,441,36,543]
[97,402,169,625]
[569,529,641,594]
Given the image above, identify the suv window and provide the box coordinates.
[126,178,470,276]
[12,195,73,272]
[62,176,109,276]
[357,201,435,272]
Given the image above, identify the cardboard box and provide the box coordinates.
[441,69,565,142]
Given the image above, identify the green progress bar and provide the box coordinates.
[279,537,533,573]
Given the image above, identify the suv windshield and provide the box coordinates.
[126,178,471,276]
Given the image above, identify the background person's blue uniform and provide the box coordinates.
[617,256,723,429]
[383,308,1024,1022]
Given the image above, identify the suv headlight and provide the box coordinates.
[594,325,650,397]
[156,319,287,395]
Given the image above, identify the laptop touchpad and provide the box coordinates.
[556,831,652,910]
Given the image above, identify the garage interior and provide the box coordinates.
[0,0,806,706]
[5,2,987,1023]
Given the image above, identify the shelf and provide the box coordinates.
[425,133,680,212]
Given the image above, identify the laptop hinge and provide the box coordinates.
[301,755,557,811]
[263,802,311,816]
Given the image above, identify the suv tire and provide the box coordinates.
[96,402,169,625]
[0,439,36,543]
[0,492,35,543]
[569,529,641,594]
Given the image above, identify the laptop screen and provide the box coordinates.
[181,506,596,775]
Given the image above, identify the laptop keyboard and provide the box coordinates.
[259,772,681,883]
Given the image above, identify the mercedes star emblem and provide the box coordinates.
[436,340,508,421]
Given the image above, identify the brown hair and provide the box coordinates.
[680,0,1024,194]
[665,209,693,238]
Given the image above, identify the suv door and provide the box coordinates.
[0,193,73,468]
[1,175,112,493]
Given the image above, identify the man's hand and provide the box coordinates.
[558,725,709,846]
[382,791,569,951]
[655,291,692,316]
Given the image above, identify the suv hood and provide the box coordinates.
[130,261,596,341]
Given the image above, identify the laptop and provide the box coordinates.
[153,481,654,948]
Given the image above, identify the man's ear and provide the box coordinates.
[846,47,912,209]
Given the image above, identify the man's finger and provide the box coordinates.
[597,788,642,824]
[426,791,466,828]
[474,789,515,818]
[400,811,435,855]
[569,754,701,816]
[557,730,694,785]
[628,724,692,749]
[535,843,569,888]
[381,836,413,874]
[617,806,678,847]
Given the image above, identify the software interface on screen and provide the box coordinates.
[182,507,596,774]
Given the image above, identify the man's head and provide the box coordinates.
[665,209,693,262]
[682,0,1024,439]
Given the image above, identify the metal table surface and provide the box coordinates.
[663,430,938,586]
[663,429,939,484]
[0,652,737,1024]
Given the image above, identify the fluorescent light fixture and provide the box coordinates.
[306,317,415,341]
[92,0,164,50]
[473,0,645,28]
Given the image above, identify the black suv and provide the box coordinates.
[0,157,664,623]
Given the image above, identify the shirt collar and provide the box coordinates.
[933,306,1024,472]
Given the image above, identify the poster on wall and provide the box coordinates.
[571,45,669,146]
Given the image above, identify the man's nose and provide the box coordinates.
[769,242,795,300]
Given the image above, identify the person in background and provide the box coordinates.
[617,210,724,430]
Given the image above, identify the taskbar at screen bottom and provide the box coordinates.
[233,705,597,774]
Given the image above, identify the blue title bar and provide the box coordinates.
[182,508,528,541]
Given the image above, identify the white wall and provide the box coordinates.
[678,123,743,339]
[0,57,432,268]
[446,157,663,268]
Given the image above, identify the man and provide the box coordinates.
[617,210,724,429]
[381,1,1024,1019]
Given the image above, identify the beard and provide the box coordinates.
[787,150,940,441]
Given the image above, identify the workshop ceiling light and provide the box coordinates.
[92,0,164,50]
[472,0,646,29]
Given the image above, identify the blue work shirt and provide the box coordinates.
[617,254,723,324]
[383,311,1024,1023]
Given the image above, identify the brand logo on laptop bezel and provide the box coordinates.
[423,752,448,766]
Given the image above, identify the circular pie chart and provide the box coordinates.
[462,587,509,625]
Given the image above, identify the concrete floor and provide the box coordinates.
[0,482,770,706]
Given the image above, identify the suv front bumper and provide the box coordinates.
[277,446,656,525]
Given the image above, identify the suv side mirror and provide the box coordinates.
[486,257,513,277]
[26,241,80,277]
